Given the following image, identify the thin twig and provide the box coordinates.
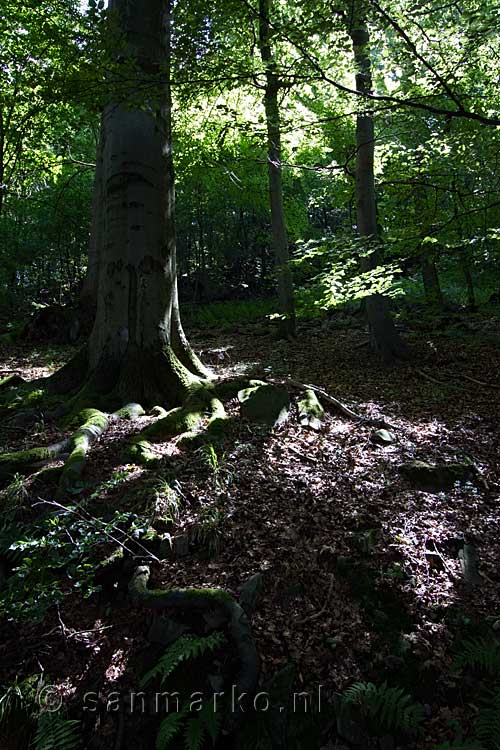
[297,573,335,624]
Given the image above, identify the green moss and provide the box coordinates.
[0,446,55,482]
[0,374,25,390]
[141,405,204,442]
[214,377,260,401]
[150,405,168,418]
[58,410,109,494]
[70,408,109,430]
[176,430,208,450]
[114,403,145,420]
[127,440,160,465]
[298,389,325,430]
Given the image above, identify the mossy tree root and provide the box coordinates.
[129,390,230,460]
[0,441,71,484]
[129,565,259,732]
[0,374,26,391]
[58,403,145,494]
[0,403,145,490]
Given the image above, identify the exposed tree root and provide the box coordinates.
[0,403,145,493]
[268,377,398,429]
[0,373,26,391]
[128,565,259,732]
[0,442,71,484]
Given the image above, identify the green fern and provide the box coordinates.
[198,698,222,743]
[155,698,222,750]
[156,706,189,750]
[141,632,225,688]
[434,741,485,749]
[475,688,500,750]
[185,717,205,750]
[342,681,423,734]
[0,681,25,726]
[454,637,500,676]
[33,712,81,750]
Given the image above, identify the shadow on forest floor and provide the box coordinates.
[0,318,499,749]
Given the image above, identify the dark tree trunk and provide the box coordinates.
[79,118,104,316]
[348,6,407,362]
[258,0,296,338]
[53,0,206,406]
[420,245,443,307]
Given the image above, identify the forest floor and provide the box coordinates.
[0,309,499,749]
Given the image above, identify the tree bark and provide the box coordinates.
[55,0,206,407]
[258,0,296,339]
[79,118,104,316]
[420,244,443,307]
[348,6,407,362]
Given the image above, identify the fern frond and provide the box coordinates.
[199,697,222,743]
[185,717,205,750]
[343,681,423,734]
[34,713,81,750]
[454,637,500,676]
[475,688,500,750]
[156,709,187,750]
[434,741,485,749]
[0,684,24,726]
[141,632,225,688]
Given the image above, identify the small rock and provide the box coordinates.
[238,384,290,427]
[239,572,263,616]
[399,459,476,492]
[371,429,396,446]
[173,533,190,559]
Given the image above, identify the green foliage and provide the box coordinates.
[454,637,500,676]
[0,473,30,511]
[439,635,500,748]
[0,504,143,623]
[183,299,277,328]
[155,707,190,750]
[155,700,222,750]
[342,681,423,735]
[435,742,485,749]
[34,712,81,750]
[475,689,500,750]
[142,633,225,750]
[141,632,225,689]
[0,675,36,728]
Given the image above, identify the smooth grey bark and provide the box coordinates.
[80,119,104,315]
[258,0,296,339]
[80,0,206,405]
[348,6,407,362]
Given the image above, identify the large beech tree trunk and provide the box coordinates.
[59,0,206,406]
[348,5,407,362]
[258,0,296,339]
[79,120,104,316]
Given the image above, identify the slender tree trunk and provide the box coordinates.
[420,244,443,307]
[258,0,296,338]
[53,0,206,405]
[0,110,4,218]
[348,5,407,362]
[461,252,476,309]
